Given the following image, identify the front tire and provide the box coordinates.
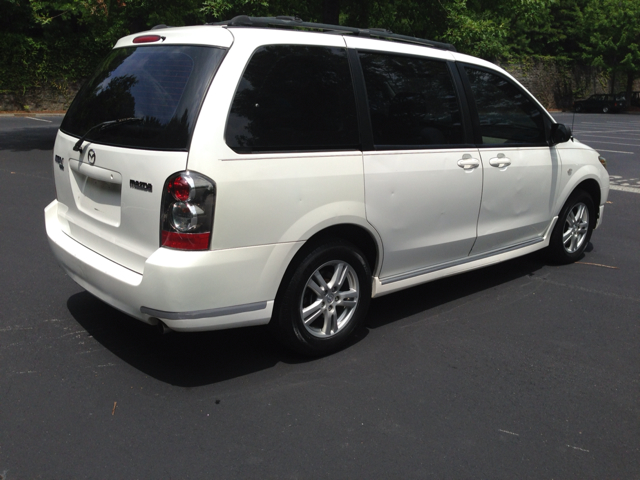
[602,106,609,113]
[272,240,372,356]
[548,190,595,264]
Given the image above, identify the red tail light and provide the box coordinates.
[160,171,216,251]
[168,175,192,202]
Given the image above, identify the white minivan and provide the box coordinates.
[45,16,609,355]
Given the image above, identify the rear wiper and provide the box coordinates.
[73,117,143,153]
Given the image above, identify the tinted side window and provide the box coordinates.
[464,67,546,145]
[226,45,359,153]
[359,52,464,148]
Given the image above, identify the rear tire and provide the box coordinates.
[272,240,371,356]
[602,106,609,113]
[547,190,595,264]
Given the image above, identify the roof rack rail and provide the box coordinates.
[208,15,456,52]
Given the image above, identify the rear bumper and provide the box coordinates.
[45,200,299,331]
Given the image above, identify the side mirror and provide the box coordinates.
[550,123,572,145]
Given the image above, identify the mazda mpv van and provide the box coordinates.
[45,16,610,356]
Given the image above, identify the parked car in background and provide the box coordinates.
[574,94,626,113]
[45,16,610,356]
[616,91,640,107]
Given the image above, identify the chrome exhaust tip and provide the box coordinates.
[155,319,172,335]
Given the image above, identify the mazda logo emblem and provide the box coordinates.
[87,149,96,165]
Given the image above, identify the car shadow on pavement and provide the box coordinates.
[66,292,307,387]
[66,250,551,387]
[365,251,549,330]
[0,126,59,151]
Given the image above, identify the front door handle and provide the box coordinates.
[489,153,511,168]
[457,154,480,170]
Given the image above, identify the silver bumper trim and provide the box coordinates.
[140,301,268,320]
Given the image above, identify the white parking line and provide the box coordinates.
[567,445,590,453]
[25,116,52,123]
[593,149,634,154]
[610,175,640,180]
[574,130,640,134]
[576,140,640,147]
[610,185,640,193]
[578,134,640,140]
[578,121,640,125]
[600,125,640,128]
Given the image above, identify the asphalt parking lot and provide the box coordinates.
[1,113,638,479]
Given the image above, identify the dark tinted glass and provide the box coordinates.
[61,46,226,150]
[464,67,546,145]
[359,52,464,148]
[226,45,359,153]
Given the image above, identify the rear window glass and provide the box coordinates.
[61,45,226,151]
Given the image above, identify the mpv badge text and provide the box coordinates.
[130,180,153,193]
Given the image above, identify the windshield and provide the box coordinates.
[61,45,226,151]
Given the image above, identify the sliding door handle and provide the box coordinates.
[489,153,511,168]
[457,155,480,170]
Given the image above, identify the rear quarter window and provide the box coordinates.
[225,45,360,153]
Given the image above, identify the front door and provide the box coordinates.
[461,65,561,255]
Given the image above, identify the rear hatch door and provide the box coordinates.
[53,38,228,273]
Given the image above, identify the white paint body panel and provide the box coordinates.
[363,148,482,280]
[188,28,368,250]
[52,131,189,273]
[553,139,610,215]
[372,217,558,297]
[46,200,300,330]
[46,25,610,333]
[471,146,561,254]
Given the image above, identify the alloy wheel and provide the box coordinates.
[299,260,360,338]
[562,202,590,253]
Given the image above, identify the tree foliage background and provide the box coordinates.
[1,0,639,98]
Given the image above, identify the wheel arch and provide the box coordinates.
[273,223,381,312]
[555,167,604,219]
[303,224,380,275]
[269,224,376,354]
[575,178,601,215]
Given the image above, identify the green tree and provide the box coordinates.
[543,0,589,60]
[439,0,510,59]
[5,0,640,108]
[0,0,205,95]
[200,0,452,43]
[580,0,640,95]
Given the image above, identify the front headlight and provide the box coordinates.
[598,155,607,169]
